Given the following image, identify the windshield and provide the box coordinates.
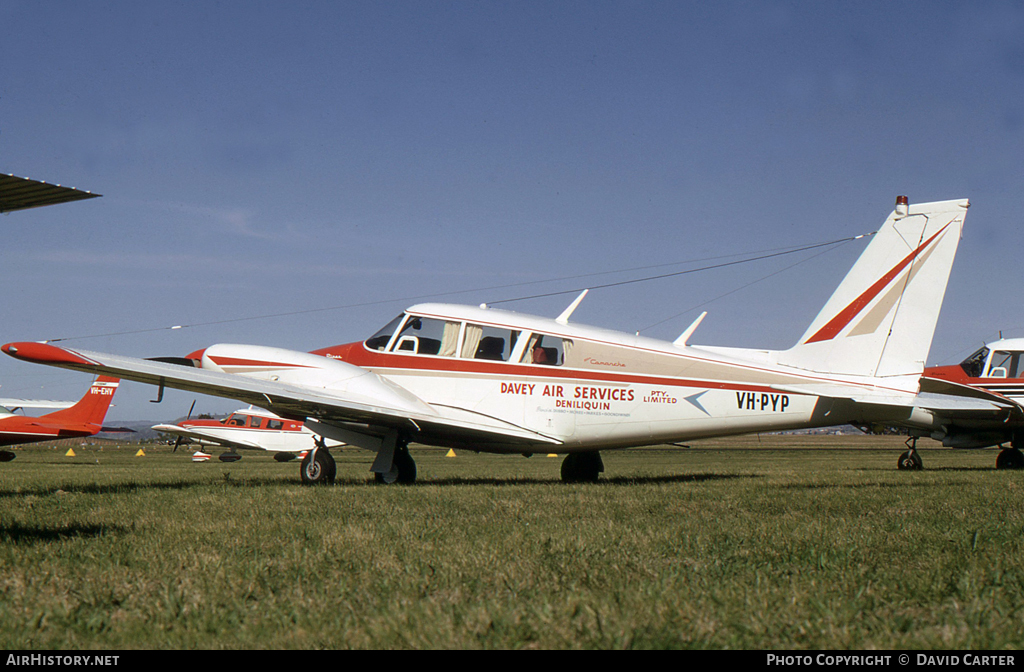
[960,347,989,378]
[364,314,405,351]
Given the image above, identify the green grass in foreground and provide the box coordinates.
[0,435,1022,649]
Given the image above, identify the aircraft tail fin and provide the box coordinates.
[39,376,120,426]
[777,197,968,380]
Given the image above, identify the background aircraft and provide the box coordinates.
[896,338,1024,469]
[0,377,121,461]
[153,406,342,462]
[4,198,972,484]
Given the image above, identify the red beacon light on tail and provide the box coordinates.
[895,195,909,218]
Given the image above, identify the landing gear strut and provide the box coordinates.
[560,452,604,483]
[898,437,923,471]
[300,437,336,485]
[375,440,417,484]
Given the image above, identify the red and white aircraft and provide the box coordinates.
[893,338,1024,469]
[3,197,973,483]
[0,377,120,461]
[153,406,342,462]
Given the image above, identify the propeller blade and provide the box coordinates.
[174,400,196,453]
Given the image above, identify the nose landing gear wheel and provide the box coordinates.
[300,442,336,485]
[996,447,1024,470]
[897,437,923,470]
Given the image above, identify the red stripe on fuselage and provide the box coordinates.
[804,224,949,344]
[316,342,872,397]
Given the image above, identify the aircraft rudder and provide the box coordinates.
[40,376,120,426]
[780,197,968,378]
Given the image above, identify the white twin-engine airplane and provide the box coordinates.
[3,197,972,484]
[152,407,342,461]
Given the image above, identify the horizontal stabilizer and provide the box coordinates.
[0,399,74,410]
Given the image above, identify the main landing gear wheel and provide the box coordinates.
[560,452,604,483]
[375,443,417,484]
[300,442,336,485]
[897,437,923,471]
[996,447,1024,470]
[0,450,15,463]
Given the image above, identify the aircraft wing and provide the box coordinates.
[3,342,562,448]
[0,173,100,213]
[152,423,266,451]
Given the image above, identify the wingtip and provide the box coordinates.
[2,342,95,366]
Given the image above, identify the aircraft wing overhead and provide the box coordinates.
[3,342,561,447]
[0,174,101,213]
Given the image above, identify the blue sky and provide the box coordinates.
[1,1,1022,420]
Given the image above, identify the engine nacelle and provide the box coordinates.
[932,430,1008,450]
[199,344,434,417]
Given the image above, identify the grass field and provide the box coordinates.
[0,435,1021,650]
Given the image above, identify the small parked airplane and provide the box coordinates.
[153,406,342,462]
[0,377,121,461]
[3,197,973,484]
[898,338,1024,469]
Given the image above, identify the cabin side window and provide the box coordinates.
[248,416,264,428]
[226,414,246,427]
[520,333,572,366]
[268,419,283,430]
[391,317,462,356]
[461,324,520,361]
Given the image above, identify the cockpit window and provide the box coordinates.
[365,314,405,351]
[226,414,246,427]
[392,317,461,356]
